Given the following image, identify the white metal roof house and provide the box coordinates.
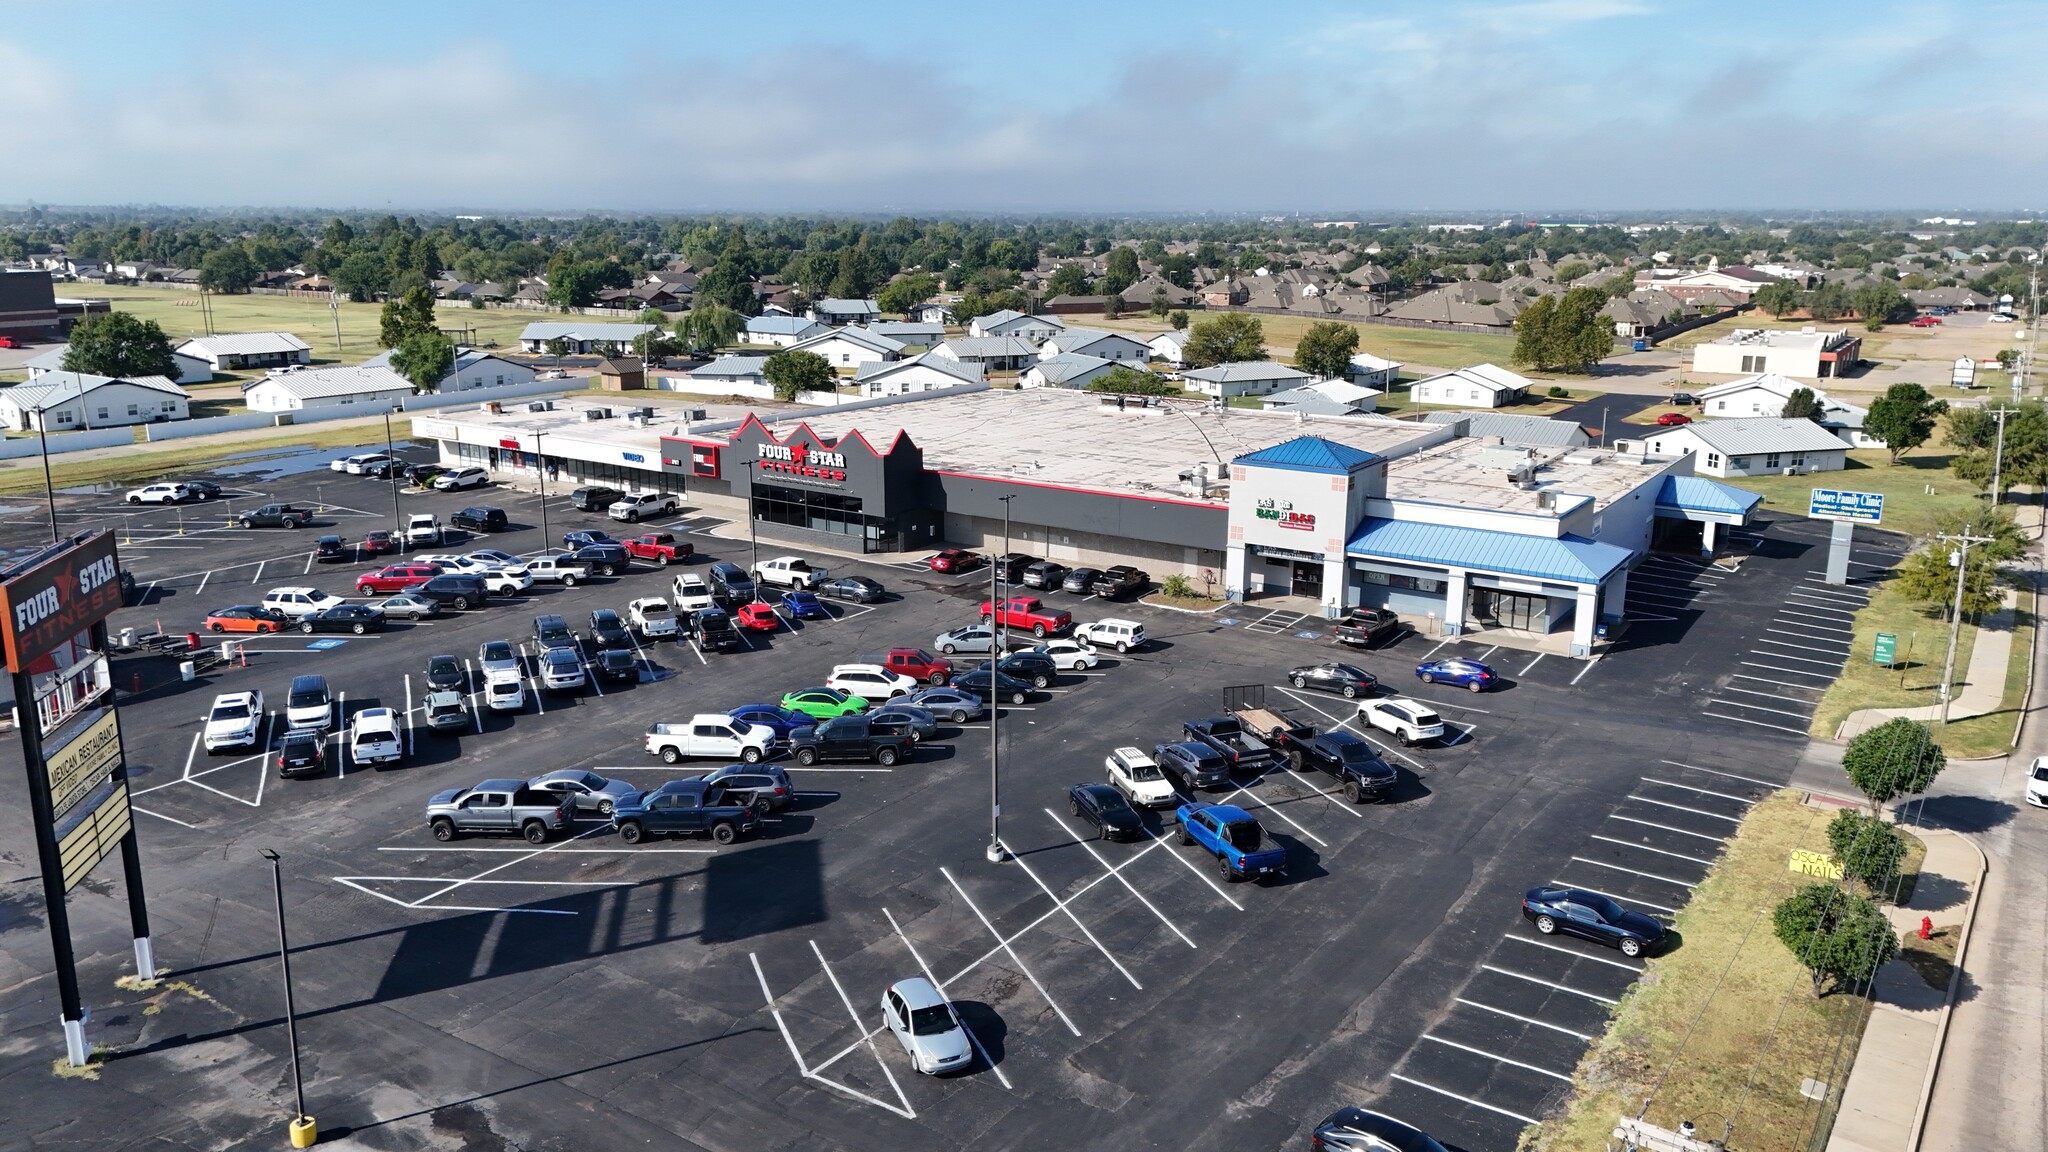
[1407,363,1532,408]
[968,309,1065,342]
[26,344,213,384]
[1695,373,1879,448]
[1260,378,1381,415]
[862,321,947,349]
[244,366,414,413]
[852,352,985,398]
[807,298,882,326]
[908,301,955,325]
[174,331,312,371]
[360,347,535,393]
[1345,351,1402,390]
[786,326,905,369]
[741,315,830,347]
[1420,410,1590,448]
[1180,360,1311,398]
[1641,418,1848,478]
[1037,327,1151,363]
[931,336,1039,372]
[517,321,660,354]
[1020,352,1123,390]
[1147,329,1191,367]
[0,371,190,431]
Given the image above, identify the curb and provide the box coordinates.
[1906,827,1989,1152]
[1139,597,1226,616]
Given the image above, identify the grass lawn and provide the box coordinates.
[0,418,407,497]
[1528,791,1874,1152]
[1717,439,1993,541]
[1091,311,1517,372]
[1618,399,1691,426]
[86,284,541,360]
[1807,578,1987,738]
[1915,594,2035,759]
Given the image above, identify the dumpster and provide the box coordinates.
[1631,338,1649,352]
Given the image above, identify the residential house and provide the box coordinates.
[1384,282,1522,327]
[0,371,190,430]
[244,366,414,414]
[787,326,905,369]
[517,321,659,354]
[1691,327,1862,379]
[1602,289,1689,339]
[1020,353,1123,390]
[862,321,946,349]
[1119,274,1201,309]
[908,301,955,325]
[361,346,535,393]
[1036,327,1151,363]
[1694,373,1878,448]
[1180,360,1310,398]
[1200,278,1249,307]
[686,355,770,392]
[1259,378,1381,415]
[807,298,882,326]
[968,309,1065,342]
[595,284,680,310]
[852,352,985,398]
[1419,411,1590,449]
[931,336,1039,372]
[26,343,214,385]
[1148,329,1192,368]
[1041,294,1113,315]
[1345,352,1402,390]
[1630,259,1782,303]
[174,331,313,371]
[1406,363,1532,408]
[1640,418,1847,478]
[742,315,830,347]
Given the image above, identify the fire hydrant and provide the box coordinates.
[1919,916,1933,941]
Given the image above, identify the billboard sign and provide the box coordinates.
[1809,489,1883,524]
[0,532,124,672]
[44,707,122,822]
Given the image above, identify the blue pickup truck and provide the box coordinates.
[1175,802,1286,882]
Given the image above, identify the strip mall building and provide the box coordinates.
[417,387,1758,655]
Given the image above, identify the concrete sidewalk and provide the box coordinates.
[1824,827,1987,1152]
[1838,590,2017,740]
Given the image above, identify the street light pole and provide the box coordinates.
[1936,526,1996,724]
[381,405,403,549]
[534,428,550,546]
[33,404,57,544]
[1989,404,2015,505]
[987,494,1016,865]
[256,849,315,1147]
[740,459,762,593]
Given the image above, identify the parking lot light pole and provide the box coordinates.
[534,428,550,545]
[740,459,762,596]
[257,849,315,1147]
[380,405,403,547]
[32,403,57,543]
[987,494,1016,865]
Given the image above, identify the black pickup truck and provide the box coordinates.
[611,779,761,845]
[1269,725,1398,803]
[791,716,909,766]
[1182,715,1276,771]
[1333,608,1401,647]
[238,503,315,529]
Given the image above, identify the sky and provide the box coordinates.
[2,0,2042,215]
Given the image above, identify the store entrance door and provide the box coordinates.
[1470,588,1544,631]
[1289,561,1324,601]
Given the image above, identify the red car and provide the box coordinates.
[360,531,399,556]
[1654,412,1692,426]
[735,601,779,631]
[978,595,1073,638]
[355,563,439,594]
[1908,315,1942,327]
[0,336,20,349]
[622,532,693,565]
[929,548,983,573]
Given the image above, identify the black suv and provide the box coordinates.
[985,650,1056,689]
[588,609,633,651]
[313,535,348,562]
[572,543,630,576]
[1021,559,1068,590]
[570,486,624,512]
[1091,566,1148,599]
[993,553,1035,585]
[415,574,489,610]
[276,729,327,778]
[533,614,577,653]
[451,505,508,532]
[706,561,754,604]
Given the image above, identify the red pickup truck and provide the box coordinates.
[621,532,693,566]
[860,647,953,685]
[977,596,1073,638]
[355,563,439,594]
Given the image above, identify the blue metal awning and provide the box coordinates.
[1346,518,1631,586]
[1655,475,1760,524]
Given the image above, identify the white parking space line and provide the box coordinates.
[1478,645,1499,660]
[748,954,913,1119]
[1590,834,1716,866]
[1422,1034,1573,1081]
[518,645,544,714]
[998,842,1142,990]
[808,940,918,1115]
[1658,759,1779,788]
[1784,598,1859,616]
[1569,856,1698,888]
[249,559,265,585]
[1274,765,1365,818]
[1748,648,1845,668]
[1776,613,1854,632]
[1222,784,1328,847]
[403,675,415,756]
[335,693,349,779]
[787,766,894,773]
[1456,997,1593,1040]
[1571,655,1603,685]
[1551,881,1677,915]
[1519,653,1546,676]
[1732,673,1826,692]
[882,908,1012,1090]
[1761,629,1850,650]
[1273,686,1428,771]
[403,823,609,908]
[939,866,1082,1037]
[1042,810,1196,947]
[1704,697,1814,722]
[196,570,211,594]
[1608,813,1726,842]
[1501,932,1642,971]
[1388,1073,1539,1126]
[1716,686,1816,711]
[586,653,605,696]
[1639,778,1755,805]
[302,553,314,575]
[1703,711,1810,735]
[1628,794,1742,822]
[133,807,197,828]
[1739,660,1836,678]
[1479,963,1619,1004]
[1139,827,1244,911]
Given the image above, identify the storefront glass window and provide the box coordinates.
[753,481,893,549]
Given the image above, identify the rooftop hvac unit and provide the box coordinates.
[583,407,611,421]
[627,415,648,427]
[482,401,502,414]
[686,408,708,422]
[526,401,548,412]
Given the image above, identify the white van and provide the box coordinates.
[484,669,526,712]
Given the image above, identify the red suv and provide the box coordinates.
[356,563,439,594]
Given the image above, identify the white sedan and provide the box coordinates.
[1031,638,1100,670]
[126,483,189,504]
[1357,697,1445,746]
[2028,756,2048,808]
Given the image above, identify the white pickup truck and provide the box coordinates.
[628,597,678,639]
[607,492,681,523]
[672,573,714,612]
[526,554,591,586]
[752,555,830,590]
[404,513,443,548]
[348,707,403,765]
[644,714,775,764]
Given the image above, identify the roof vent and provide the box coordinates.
[527,401,548,413]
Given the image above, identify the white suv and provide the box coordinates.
[432,466,489,491]
[126,483,189,504]
[1074,618,1145,653]
[485,669,526,712]
[826,663,916,700]
[204,690,266,752]
[1105,746,1175,807]
[1358,697,1446,746]
[262,587,344,619]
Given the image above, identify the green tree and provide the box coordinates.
[875,272,938,316]
[1852,283,1913,329]
[1294,320,1360,379]
[1806,280,1852,321]
[1184,313,1265,367]
[1150,287,1172,318]
[1841,717,1946,812]
[1892,539,2003,619]
[1752,280,1804,317]
[1551,260,1591,285]
[1100,247,1139,298]
[1085,366,1179,396]
[1781,386,1824,422]
[1772,884,1899,996]
[679,302,744,353]
[1511,293,1558,368]
[828,245,882,300]
[1825,810,1908,895]
[388,331,454,392]
[1045,263,1091,298]
[546,261,628,309]
[1551,286,1615,370]
[379,285,438,349]
[334,251,390,302]
[543,337,570,359]
[1168,310,1189,331]
[1102,293,1124,319]
[61,311,178,379]
[1864,382,1948,463]
[198,246,259,293]
[763,349,832,402]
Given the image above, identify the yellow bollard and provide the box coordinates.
[289,1115,317,1147]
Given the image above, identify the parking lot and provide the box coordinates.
[0,443,1854,1152]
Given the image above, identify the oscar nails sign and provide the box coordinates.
[1255,498,1315,531]
[0,533,124,673]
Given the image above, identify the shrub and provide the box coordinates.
[1547,385,1569,398]
[1160,574,1196,598]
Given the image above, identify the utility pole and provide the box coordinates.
[2020,256,2041,400]
[327,288,345,359]
[1936,526,1997,723]
[1989,404,2016,505]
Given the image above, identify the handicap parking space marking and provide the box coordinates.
[336,823,626,916]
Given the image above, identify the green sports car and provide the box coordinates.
[780,687,870,719]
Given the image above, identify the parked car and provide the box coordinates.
[628,597,678,640]
[754,555,829,589]
[723,703,811,744]
[927,548,982,573]
[533,614,577,653]
[539,646,586,692]
[423,690,468,732]
[204,690,265,752]
[285,675,334,730]
[404,463,448,488]
[1068,783,1145,841]
[2028,755,2048,808]
[425,779,572,843]
[1175,802,1285,881]
[372,592,440,620]
[313,534,349,562]
[878,978,972,1075]
[414,574,490,611]
[425,654,465,693]
[450,505,509,533]
[621,532,691,565]
[564,529,618,550]
[1289,662,1377,699]
[261,587,344,618]
[902,686,985,724]
[571,543,631,577]
[860,648,953,686]
[1357,697,1446,745]
[568,486,624,512]
[780,590,829,620]
[866,703,938,744]
[525,554,591,586]
[979,595,1071,638]
[1060,566,1103,595]
[298,604,385,634]
[594,648,640,681]
[356,563,439,595]
[826,663,917,700]
[587,609,634,652]
[699,764,795,813]
[478,639,520,677]
[1310,1109,1450,1152]
[781,687,869,719]
[467,548,527,571]
[983,650,1057,689]
[404,513,443,547]
[1670,391,1699,406]
[1091,566,1148,599]
[1030,639,1099,670]
[1416,658,1497,692]
[1333,608,1400,647]
[1654,412,1693,426]
[935,624,997,655]
[333,453,393,475]
[1522,886,1667,957]
[239,503,314,529]
[610,779,761,845]
[688,607,741,652]
[1153,740,1231,790]
[432,466,489,491]
[360,530,399,556]
[951,668,1034,706]
[992,553,1035,585]
[275,728,327,778]
[1279,729,1397,803]
[528,769,638,817]
[735,602,778,631]
[706,561,755,603]
[1908,314,1942,327]
[1072,618,1145,653]
[790,716,908,766]
[817,575,884,603]
[672,573,714,612]
[126,483,190,504]
[347,708,403,766]
[1106,746,1176,807]
[1021,559,1069,590]
[484,671,525,712]
[205,605,287,633]
[607,491,680,522]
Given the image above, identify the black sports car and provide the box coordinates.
[297,604,387,634]
[1521,886,1666,957]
